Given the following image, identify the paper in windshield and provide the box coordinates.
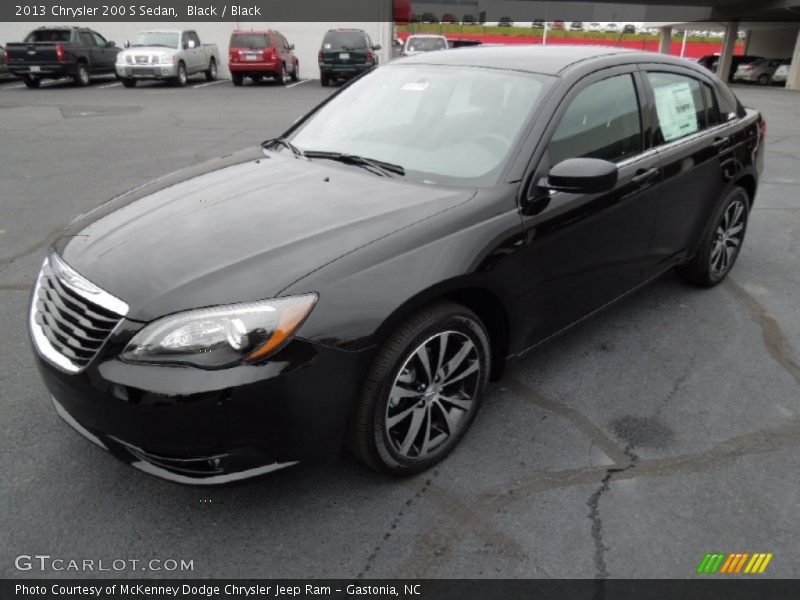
[654,82,699,142]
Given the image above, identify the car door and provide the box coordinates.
[189,31,204,72]
[639,67,734,270]
[91,31,115,72]
[517,68,663,348]
[79,31,100,71]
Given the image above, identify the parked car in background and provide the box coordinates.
[698,54,762,82]
[551,21,566,30]
[498,17,513,27]
[0,45,9,78]
[228,30,299,86]
[32,46,764,483]
[570,22,584,31]
[402,35,448,57]
[771,60,791,85]
[532,20,545,28]
[5,26,119,88]
[587,23,603,32]
[622,24,637,34]
[319,29,380,87]
[605,23,619,33]
[116,30,218,87]
[733,57,788,85]
[421,12,437,23]
[441,14,458,24]
[462,14,477,24]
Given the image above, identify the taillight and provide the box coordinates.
[366,51,375,62]
[55,44,66,62]
[3,47,9,62]
[229,49,239,62]
[318,50,324,61]
[759,117,767,140]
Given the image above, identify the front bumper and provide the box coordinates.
[116,64,178,79]
[34,319,373,485]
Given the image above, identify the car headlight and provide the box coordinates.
[159,53,176,65]
[121,294,317,369]
[117,54,129,65]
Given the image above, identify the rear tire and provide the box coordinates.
[320,73,330,87]
[73,63,90,87]
[231,73,244,86]
[205,58,217,81]
[677,186,750,287]
[757,73,770,85]
[275,63,288,86]
[22,76,40,89]
[121,78,136,88]
[349,302,491,476]
[291,62,299,82]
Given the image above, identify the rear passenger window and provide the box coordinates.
[647,72,706,143]
[702,84,720,127]
[548,74,642,165]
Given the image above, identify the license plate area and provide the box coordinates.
[339,53,350,60]
[30,65,41,73]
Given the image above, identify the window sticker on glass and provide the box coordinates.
[401,82,429,92]
[654,82,699,142]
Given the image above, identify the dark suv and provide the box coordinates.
[318,29,380,87]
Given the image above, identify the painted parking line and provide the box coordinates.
[286,79,312,89]
[40,78,70,87]
[0,83,25,90]
[98,82,121,89]
[192,79,230,88]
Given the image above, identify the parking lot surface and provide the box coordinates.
[1,77,799,578]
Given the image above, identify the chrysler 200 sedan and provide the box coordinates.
[30,46,764,484]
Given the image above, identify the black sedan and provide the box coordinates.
[30,46,764,484]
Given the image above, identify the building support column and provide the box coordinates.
[717,22,739,83]
[659,26,673,54]
[786,27,800,91]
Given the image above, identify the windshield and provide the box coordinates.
[131,32,179,48]
[25,30,71,43]
[231,33,270,48]
[323,32,367,49]
[406,37,447,52]
[289,65,549,186]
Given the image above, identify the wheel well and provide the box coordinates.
[442,288,510,381]
[736,174,757,207]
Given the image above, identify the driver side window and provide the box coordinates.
[548,74,642,166]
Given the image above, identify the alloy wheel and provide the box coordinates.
[385,331,480,459]
[710,198,746,277]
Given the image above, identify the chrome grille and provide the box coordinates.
[30,254,128,373]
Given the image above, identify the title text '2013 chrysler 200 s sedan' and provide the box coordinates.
[30,46,764,484]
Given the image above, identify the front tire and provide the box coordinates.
[22,76,40,89]
[121,78,136,88]
[678,186,750,287]
[757,73,770,85]
[174,62,187,87]
[350,302,490,476]
[231,73,244,86]
[205,58,217,81]
[291,62,299,82]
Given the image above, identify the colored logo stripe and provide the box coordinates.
[697,553,773,574]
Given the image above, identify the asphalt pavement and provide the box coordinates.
[1,76,798,579]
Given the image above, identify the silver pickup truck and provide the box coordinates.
[116,29,219,87]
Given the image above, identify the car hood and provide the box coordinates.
[121,46,178,56]
[54,148,475,322]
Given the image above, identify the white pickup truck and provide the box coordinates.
[116,29,219,87]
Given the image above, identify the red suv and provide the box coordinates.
[228,30,299,86]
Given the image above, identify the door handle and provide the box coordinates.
[631,167,659,186]
[712,136,731,149]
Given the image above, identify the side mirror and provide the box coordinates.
[124,40,130,49]
[108,41,116,48]
[373,44,382,51]
[538,158,618,194]
[288,44,295,50]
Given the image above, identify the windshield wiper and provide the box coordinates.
[261,137,305,158]
[303,151,405,178]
